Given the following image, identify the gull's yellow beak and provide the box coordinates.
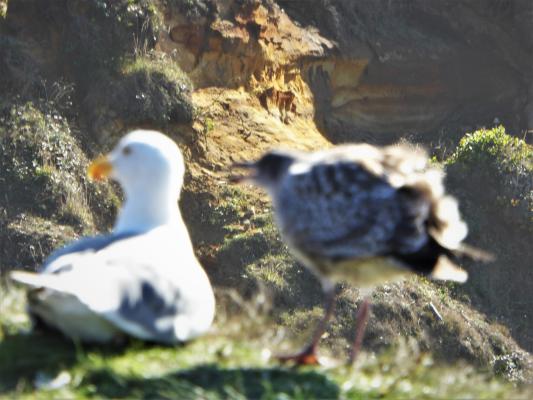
[88,155,113,181]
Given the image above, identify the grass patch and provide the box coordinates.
[206,186,323,311]
[0,286,530,399]
[121,54,191,88]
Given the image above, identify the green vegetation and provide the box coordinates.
[1,104,531,396]
[0,0,188,142]
[0,102,118,271]
[445,126,533,352]
[446,126,532,231]
[0,287,529,399]
[121,56,191,87]
[195,186,322,309]
[449,126,532,166]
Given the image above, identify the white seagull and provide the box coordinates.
[10,130,215,344]
[232,143,492,364]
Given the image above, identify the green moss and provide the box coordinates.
[279,306,324,341]
[247,254,290,289]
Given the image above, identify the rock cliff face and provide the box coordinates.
[4,0,531,146]
[159,1,332,119]
[159,0,533,144]
[1,0,532,379]
[282,0,533,142]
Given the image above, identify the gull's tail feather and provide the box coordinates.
[10,271,68,293]
[430,255,468,283]
[393,236,469,283]
[452,243,495,263]
[426,193,495,263]
[427,195,468,250]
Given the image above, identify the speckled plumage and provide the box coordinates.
[237,143,473,288]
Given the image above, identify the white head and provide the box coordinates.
[88,130,185,233]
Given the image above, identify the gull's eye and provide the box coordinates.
[122,146,132,156]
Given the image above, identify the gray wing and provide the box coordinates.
[23,229,204,344]
[101,264,182,343]
[41,231,140,273]
[275,162,430,260]
[18,261,184,343]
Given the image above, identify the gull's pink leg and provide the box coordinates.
[277,288,337,365]
[348,297,371,364]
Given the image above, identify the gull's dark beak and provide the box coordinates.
[229,161,258,183]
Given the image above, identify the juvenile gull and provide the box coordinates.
[232,143,491,364]
[11,130,215,344]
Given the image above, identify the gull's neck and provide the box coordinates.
[113,186,181,234]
